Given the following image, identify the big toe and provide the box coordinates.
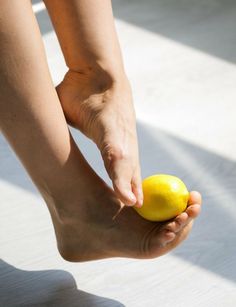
[101,146,139,206]
[113,175,137,206]
[112,161,144,207]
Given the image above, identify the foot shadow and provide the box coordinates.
[0,259,124,307]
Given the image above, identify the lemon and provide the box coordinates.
[134,174,189,222]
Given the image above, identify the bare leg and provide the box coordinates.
[0,0,201,262]
[44,0,143,207]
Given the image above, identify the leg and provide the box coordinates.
[0,0,201,262]
[43,0,143,207]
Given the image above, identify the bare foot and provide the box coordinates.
[46,168,202,262]
[56,70,143,207]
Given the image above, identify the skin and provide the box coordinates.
[43,0,143,207]
[0,0,202,262]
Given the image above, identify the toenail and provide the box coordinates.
[135,202,143,208]
[127,191,136,203]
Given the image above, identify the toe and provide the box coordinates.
[165,212,188,233]
[131,168,143,208]
[101,143,137,206]
[169,221,194,249]
[185,203,201,218]
[162,230,176,243]
[188,191,202,206]
[113,176,137,206]
[185,191,202,218]
[150,229,177,258]
[151,228,176,249]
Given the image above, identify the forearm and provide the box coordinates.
[44,0,125,79]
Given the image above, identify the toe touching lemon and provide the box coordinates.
[134,174,189,222]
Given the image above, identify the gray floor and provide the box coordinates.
[1,1,236,306]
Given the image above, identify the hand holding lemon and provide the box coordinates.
[134,174,190,222]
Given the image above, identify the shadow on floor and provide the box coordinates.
[33,0,236,64]
[1,121,236,283]
[0,259,124,307]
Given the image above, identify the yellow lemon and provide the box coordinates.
[134,174,189,222]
